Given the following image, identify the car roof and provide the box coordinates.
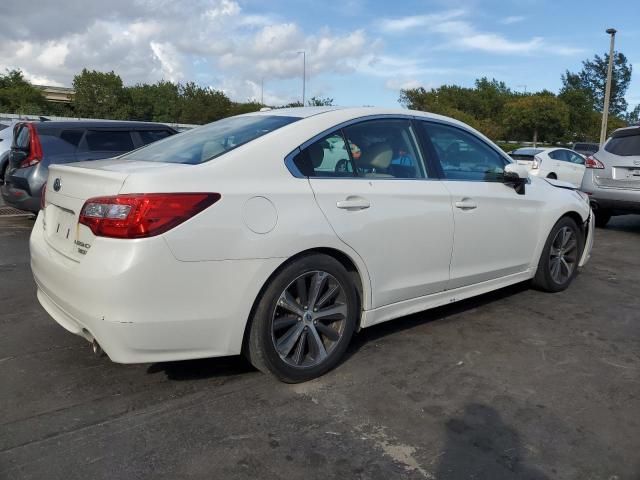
[611,125,640,138]
[28,120,176,130]
[511,147,551,155]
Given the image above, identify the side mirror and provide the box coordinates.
[503,163,528,195]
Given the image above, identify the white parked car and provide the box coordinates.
[31,107,594,382]
[509,147,587,187]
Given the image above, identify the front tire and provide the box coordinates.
[246,254,358,383]
[532,217,583,292]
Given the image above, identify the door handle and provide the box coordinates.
[336,197,370,210]
[455,199,477,210]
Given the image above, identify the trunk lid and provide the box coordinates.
[42,160,182,262]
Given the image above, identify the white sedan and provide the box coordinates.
[509,147,587,187]
[31,107,594,382]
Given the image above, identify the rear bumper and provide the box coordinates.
[581,170,640,213]
[30,212,283,363]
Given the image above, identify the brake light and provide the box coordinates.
[585,155,604,169]
[79,193,221,239]
[532,156,541,169]
[40,183,46,210]
[20,123,43,168]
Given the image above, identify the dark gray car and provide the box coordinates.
[581,126,640,227]
[1,121,177,212]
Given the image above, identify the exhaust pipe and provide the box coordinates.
[92,339,105,356]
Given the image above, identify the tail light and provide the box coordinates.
[20,123,43,168]
[532,156,541,169]
[40,183,47,210]
[79,193,221,239]
[585,155,604,169]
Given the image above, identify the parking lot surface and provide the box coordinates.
[1,213,639,480]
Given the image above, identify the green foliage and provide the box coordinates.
[627,104,640,125]
[565,52,632,115]
[0,69,49,115]
[307,96,334,106]
[503,93,569,143]
[72,69,131,119]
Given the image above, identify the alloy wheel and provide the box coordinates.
[271,270,348,368]
[549,226,578,284]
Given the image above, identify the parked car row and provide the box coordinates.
[1,121,177,211]
[509,146,586,187]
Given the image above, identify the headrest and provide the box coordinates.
[359,142,393,169]
[308,142,325,168]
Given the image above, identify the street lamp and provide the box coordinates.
[297,50,306,106]
[599,28,617,146]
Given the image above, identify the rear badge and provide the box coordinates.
[53,178,61,192]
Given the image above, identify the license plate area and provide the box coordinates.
[45,205,78,255]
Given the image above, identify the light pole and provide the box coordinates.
[600,28,617,146]
[297,50,306,106]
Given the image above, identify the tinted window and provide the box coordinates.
[549,150,568,161]
[14,125,30,149]
[573,143,598,154]
[86,131,134,152]
[568,151,585,165]
[605,133,640,156]
[122,115,299,164]
[138,130,173,145]
[422,122,506,181]
[39,133,79,155]
[60,130,84,147]
[342,119,427,179]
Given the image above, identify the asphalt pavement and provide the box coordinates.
[1,213,639,479]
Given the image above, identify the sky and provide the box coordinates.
[0,0,638,110]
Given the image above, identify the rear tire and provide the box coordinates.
[532,216,583,293]
[246,254,358,383]
[594,210,611,228]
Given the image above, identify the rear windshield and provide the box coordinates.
[605,132,640,156]
[573,143,599,153]
[121,115,300,164]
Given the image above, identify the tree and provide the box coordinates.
[0,69,49,114]
[178,82,231,124]
[128,81,181,122]
[72,69,130,119]
[565,52,632,115]
[307,96,334,106]
[503,93,569,144]
[559,72,597,141]
[627,104,640,125]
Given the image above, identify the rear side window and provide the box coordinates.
[39,133,79,155]
[138,130,173,145]
[86,130,134,152]
[60,130,84,147]
[549,150,569,161]
[294,119,428,179]
[605,132,640,156]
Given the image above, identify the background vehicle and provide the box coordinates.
[572,142,599,157]
[0,122,16,185]
[509,147,586,187]
[30,107,593,383]
[1,121,177,212]
[581,125,640,227]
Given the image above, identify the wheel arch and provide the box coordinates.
[241,247,370,355]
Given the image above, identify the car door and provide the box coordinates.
[565,150,586,187]
[300,117,454,308]
[419,120,545,290]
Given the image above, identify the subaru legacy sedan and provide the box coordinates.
[31,107,594,383]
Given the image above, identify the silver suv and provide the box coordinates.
[581,125,640,227]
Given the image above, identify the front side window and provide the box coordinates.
[123,115,299,164]
[138,130,173,145]
[421,122,506,181]
[86,131,134,152]
[549,150,569,162]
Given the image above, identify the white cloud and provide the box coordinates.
[378,10,466,33]
[0,0,378,103]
